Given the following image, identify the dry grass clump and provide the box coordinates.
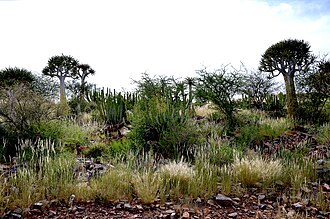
[232,153,283,187]
[158,160,195,179]
[132,169,161,204]
[195,103,217,118]
[88,165,133,202]
[157,160,196,198]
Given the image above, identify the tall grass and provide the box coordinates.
[232,151,283,188]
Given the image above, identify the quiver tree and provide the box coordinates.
[0,67,35,125]
[42,54,79,105]
[259,39,316,119]
[76,64,95,114]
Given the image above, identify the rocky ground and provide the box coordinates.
[3,184,330,219]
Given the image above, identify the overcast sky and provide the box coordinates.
[0,0,329,91]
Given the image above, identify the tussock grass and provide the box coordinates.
[195,103,217,118]
[132,169,161,204]
[232,152,283,187]
[281,157,316,190]
[258,117,292,139]
[316,123,330,145]
[158,160,195,199]
[89,165,133,202]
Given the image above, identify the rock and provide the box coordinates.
[182,211,190,218]
[136,205,143,210]
[48,210,57,218]
[32,202,43,210]
[165,209,175,214]
[215,194,234,207]
[124,203,132,210]
[68,194,76,206]
[293,202,303,209]
[258,194,266,201]
[232,197,241,202]
[77,206,85,212]
[3,208,23,219]
[322,183,330,191]
[317,159,326,166]
[196,197,202,203]
[228,212,238,218]
[12,208,23,215]
[207,199,216,206]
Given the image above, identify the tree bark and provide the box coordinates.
[283,73,298,119]
[59,76,66,104]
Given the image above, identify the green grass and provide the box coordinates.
[316,123,330,144]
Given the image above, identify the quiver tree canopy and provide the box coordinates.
[259,39,316,119]
[42,54,79,103]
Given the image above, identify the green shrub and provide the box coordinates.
[129,96,201,159]
[33,119,90,151]
[84,142,109,158]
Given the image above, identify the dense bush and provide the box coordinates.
[195,66,243,132]
[129,74,201,159]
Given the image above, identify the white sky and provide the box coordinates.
[0,0,330,91]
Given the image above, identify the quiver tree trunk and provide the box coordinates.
[283,73,298,119]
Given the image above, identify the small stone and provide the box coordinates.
[136,205,143,210]
[124,203,132,209]
[7,212,23,219]
[259,204,267,210]
[165,209,175,214]
[30,208,42,215]
[228,212,238,218]
[77,206,85,212]
[12,208,23,215]
[322,183,330,192]
[258,194,266,201]
[293,202,303,209]
[232,197,241,202]
[33,202,43,210]
[170,212,176,219]
[215,194,234,207]
[48,210,57,218]
[182,211,190,218]
[207,199,215,206]
[196,197,202,203]
[317,159,326,165]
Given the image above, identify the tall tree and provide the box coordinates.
[42,54,79,104]
[0,67,35,125]
[259,39,316,119]
[0,67,34,88]
[76,64,95,114]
